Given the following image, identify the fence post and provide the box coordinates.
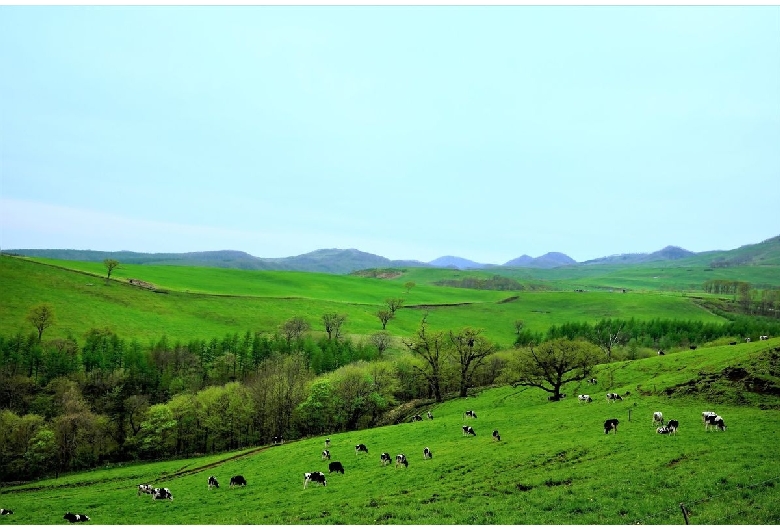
[679,503,689,525]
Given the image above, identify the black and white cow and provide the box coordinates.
[152,487,173,501]
[746,337,752,343]
[578,394,592,403]
[395,454,408,468]
[666,419,679,434]
[760,335,769,341]
[230,475,247,488]
[463,410,477,420]
[355,443,369,455]
[63,513,90,523]
[328,461,345,474]
[587,378,598,385]
[462,425,476,436]
[272,436,284,445]
[423,447,432,459]
[689,345,697,350]
[704,414,726,431]
[652,412,664,427]
[322,449,331,460]
[412,414,423,422]
[380,452,392,466]
[492,430,501,442]
[137,484,154,496]
[702,411,717,423]
[657,426,672,435]
[0,509,13,516]
[657,350,665,356]
[604,418,619,434]
[325,438,330,447]
[208,476,219,489]
[427,410,434,420]
[606,393,623,402]
[303,471,327,489]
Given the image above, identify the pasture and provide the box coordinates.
[1,340,778,524]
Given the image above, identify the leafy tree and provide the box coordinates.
[322,313,347,341]
[103,259,119,280]
[510,339,600,401]
[385,298,404,314]
[376,309,394,330]
[280,316,311,345]
[449,327,497,398]
[402,314,446,402]
[27,304,55,342]
[404,281,416,294]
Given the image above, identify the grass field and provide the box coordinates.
[1,339,778,524]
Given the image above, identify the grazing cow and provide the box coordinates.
[355,443,369,455]
[729,341,737,346]
[0,509,13,515]
[666,419,679,434]
[328,461,345,474]
[689,345,697,350]
[229,475,247,488]
[587,378,598,385]
[462,425,476,436]
[492,429,501,442]
[606,393,623,402]
[152,487,173,501]
[705,414,726,431]
[463,410,477,420]
[303,471,327,489]
[207,476,219,489]
[604,418,619,434]
[427,410,434,420]
[325,438,331,447]
[657,350,665,356]
[412,414,423,422]
[322,449,331,460]
[395,454,408,468]
[578,394,592,403]
[746,337,751,343]
[137,484,154,496]
[63,513,90,523]
[760,335,769,341]
[657,426,672,435]
[652,412,664,427]
[271,436,284,445]
[380,452,392,466]
[423,447,432,459]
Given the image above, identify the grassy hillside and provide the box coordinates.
[1,340,778,524]
[1,256,726,346]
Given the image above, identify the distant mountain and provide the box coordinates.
[503,254,534,267]
[582,245,695,266]
[502,252,576,269]
[428,256,490,269]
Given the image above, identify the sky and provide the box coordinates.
[1,5,779,264]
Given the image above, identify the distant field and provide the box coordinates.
[1,340,778,524]
[1,256,726,347]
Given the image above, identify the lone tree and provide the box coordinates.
[376,309,394,330]
[511,338,600,401]
[449,327,497,398]
[404,281,416,294]
[103,259,120,280]
[322,313,347,341]
[402,314,445,402]
[385,298,404,314]
[27,303,55,341]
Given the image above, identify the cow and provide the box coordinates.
[152,487,173,501]
[746,337,752,343]
[587,378,598,385]
[322,450,331,460]
[604,418,619,434]
[207,476,219,489]
[463,410,477,420]
[657,426,672,435]
[606,393,623,402]
[380,452,392,466]
[271,436,284,445]
[492,429,501,442]
[63,513,90,523]
[0,509,13,516]
[423,447,432,459]
[303,471,327,489]
[652,412,664,427]
[666,419,679,434]
[657,350,665,356]
[395,454,408,468]
[230,475,247,488]
[328,461,345,474]
[705,414,726,431]
[578,394,592,403]
[462,425,476,436]
[689,345,697,350]
[729,341,737,346]
[760,335,769,341]
[355,443,369,455]
[427,411,434,420]
[137,484,154,496]
[412,414,423,422]
[325,438,331,447]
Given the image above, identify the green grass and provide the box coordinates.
[1,339,779,524]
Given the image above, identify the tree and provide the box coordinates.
[376,309,394,330]
[511,339,600,401]
[280,316,311,345]
[27,304,55,342]
[402,314,446,402]
[103,259,119,280]
[385,298,404,314]
[404,281,416,294]
[321,313,347,341]
[449,327,497,398]
[369,331,393,356]
[591,319,626,363]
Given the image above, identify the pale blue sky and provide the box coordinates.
[1,6,778,264]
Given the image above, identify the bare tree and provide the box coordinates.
[103,259,120,280]
[27,303,55,341]
[591,320,626,362]
[279,316,311,345]
[376,309,394,330]
[449,327,497,398]
[321,313,347,341]
[385,298,405,314]
[369,331,393,356]
[402,314,445,402]
[511,339,600,401]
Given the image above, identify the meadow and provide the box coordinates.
[1,339,778,525]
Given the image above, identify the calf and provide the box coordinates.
[746,337,751,343]
[355,443,369,455]
[606,393,623,402]
[657,426,672,435]
[230,475,247,488]
[328,461,345,474]
[412,414,423,422]
[271,435,284,445]
[322,449,331,460]
[462,425,476,436]
[587,378,598,385]
[705,414,726,431]
[578,394,592,403]
[395,454,408,468]
[427,410,434,420]
[652,412,664,427]
[463,410,477,420]
[666,419,679,434]
[0,509,13,516]
[492,429,501,442]
[303,471,327,489]
[604,418,619,434]
[152,487,173,501]
[380,452,392,466]
[63,513,90,523]
[760,335,769,341]
[325,438,330,447]
[207,475,219,489]
[137,484,154,496]
[423,447,432,459]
